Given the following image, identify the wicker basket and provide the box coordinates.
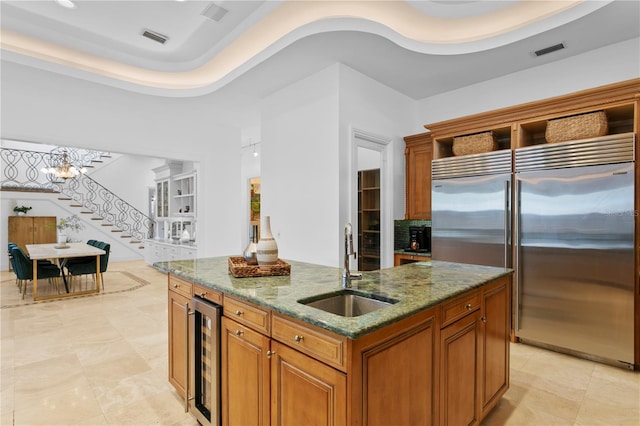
[545,111,608,143]
[452,131,498,156]
[228,256,291,278]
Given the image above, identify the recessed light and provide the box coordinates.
[56,0,77,9]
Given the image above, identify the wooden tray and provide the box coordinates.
[228,256,291,278]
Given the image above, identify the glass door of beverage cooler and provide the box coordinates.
[190,296,221,426]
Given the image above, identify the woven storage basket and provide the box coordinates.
[452,131,498,156]
[228,256,290,278]
[545,111,608,143]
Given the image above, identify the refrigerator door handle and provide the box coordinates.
[504,179,511,269]
[513,178,521,332]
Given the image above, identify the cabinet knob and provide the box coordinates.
[199,292,207,297]
[294,335,304,343]
[481,317,487,323]
[235,310,243,316]
[234,330,244,336]
[267,350,275,359]
[173,284,178,288]
[465,304,473,311]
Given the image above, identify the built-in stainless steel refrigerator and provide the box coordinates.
[514,133,635,369]
[431,150,512,268]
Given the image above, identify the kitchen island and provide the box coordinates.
[160,257,512,425]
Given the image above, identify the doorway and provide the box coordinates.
[351,129,393,270]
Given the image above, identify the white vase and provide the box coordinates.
[57,233,68,248]
[257,216,278,266]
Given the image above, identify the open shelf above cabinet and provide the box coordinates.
[433,126,512,160]
[518,102,635,148]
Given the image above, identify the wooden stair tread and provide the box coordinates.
[101,224,113,227]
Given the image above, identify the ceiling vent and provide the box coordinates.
[142,29,168,44]
[202,2,229,22]
[533,42,565,57]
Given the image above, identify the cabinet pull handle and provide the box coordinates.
[481,317,487,323]
[267,350,275,359]
[235,330,244,336]
[465,304,473,311]
[235,310,243,316]
[199,292,207,297]
[294,335,304,343]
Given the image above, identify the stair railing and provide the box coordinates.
[62,174,152,242]
[1,147,152,241]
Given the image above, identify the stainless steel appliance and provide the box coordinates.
[514,133,635,369]
[431,150,512,268]
[406,226,431,253]
[187,295,222,425]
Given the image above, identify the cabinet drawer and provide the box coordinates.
[193,284,222,305]
[224,296,270,335]
[272,313,347,370]
[440,290,481,328]
[168,274,193,299]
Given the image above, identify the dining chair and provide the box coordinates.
[10,246,62,299]
[66,242,110,292]
[8,242,56,291]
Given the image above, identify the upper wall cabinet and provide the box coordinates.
[153,161,197,219]
[404,133,433,220]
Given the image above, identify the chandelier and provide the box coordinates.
[41,150,87,179]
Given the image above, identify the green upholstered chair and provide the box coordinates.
[10,246,62,299]
[66,242,110,291]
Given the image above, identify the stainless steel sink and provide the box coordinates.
[299,290,398,317]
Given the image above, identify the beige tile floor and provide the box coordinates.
[1,260,639,425]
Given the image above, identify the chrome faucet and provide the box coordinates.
[342,223,362,288]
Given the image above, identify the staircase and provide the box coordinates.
[1,147,152,248]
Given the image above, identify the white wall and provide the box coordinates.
[261,65,340,267]
[415,38,640,124]
[259,64,416,268]
[1,61,244,261]
[338,65,414,222]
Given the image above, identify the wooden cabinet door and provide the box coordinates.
[359,317,436,426]
[168,289,189,398]
[405,142,433,219]
[8,216,57,250]
[271,341,346,426]
[440,311,481,426]
[32,217,56,244]
[480,278,510,417]
[8,216,32,250]
[221,317,271,426]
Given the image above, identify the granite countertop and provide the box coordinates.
[157,257,512,339]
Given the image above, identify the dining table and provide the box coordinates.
[26,242,106,301]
